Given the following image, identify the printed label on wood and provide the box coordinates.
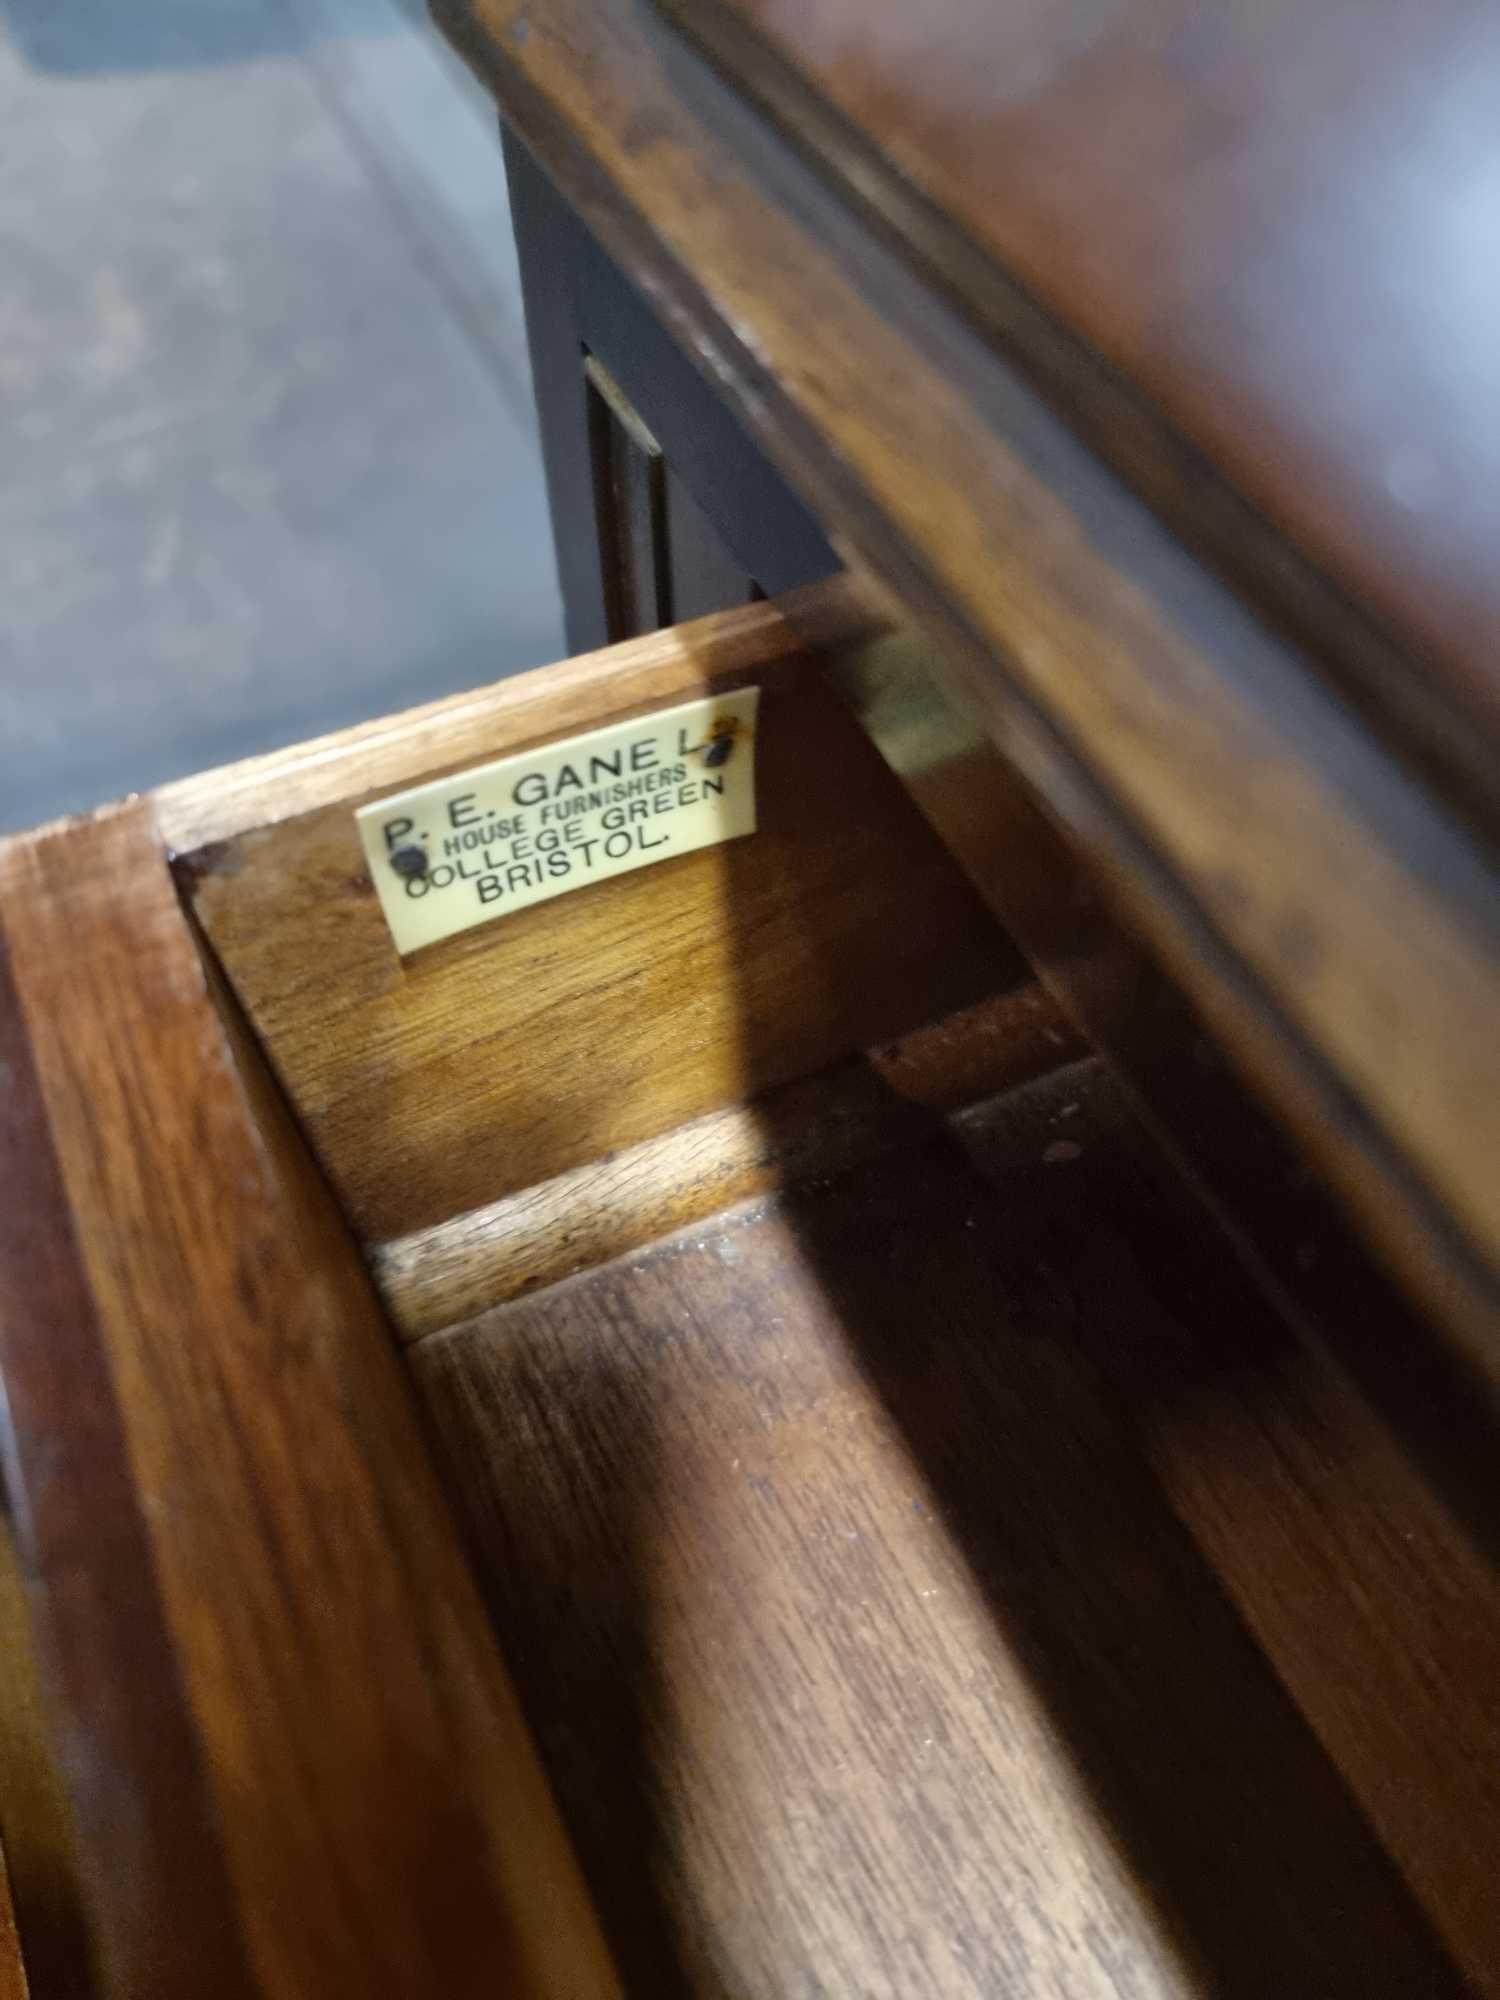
[357,689,760,953]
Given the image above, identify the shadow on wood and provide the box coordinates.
[414,1052,1484,1993]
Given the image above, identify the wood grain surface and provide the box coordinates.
[668,0,1500,780]
[0,1526,95,1998]
[0,803,617,1998]
[156,590,868,853]
[435,0,1500,1358]
[816,613,1500,1383]
[0,1844,28,2000]
[375,985,1080,1338]
[414,1058,1482,1997]
[187,642,1022,1243]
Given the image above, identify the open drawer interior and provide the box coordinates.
[164,598,1500,1997]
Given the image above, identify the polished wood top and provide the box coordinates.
[672,0,1500,790]
[437,0,1499,1356]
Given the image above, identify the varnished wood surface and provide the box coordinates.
[0,803,617,1997]
[375,986,1080,1338]
[187,632,1021,1244]
[817,610,1500,1378]
[0,1527,94,1998]
[0,1845,27,2000]
[435,0,1500,1354]
[669,0,1500,771]
[415,1057,1485,1997]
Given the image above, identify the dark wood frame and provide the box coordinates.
[437,0,1500,1364]
[504,126,836,651]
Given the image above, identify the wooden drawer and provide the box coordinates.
[1,595,1496,1997]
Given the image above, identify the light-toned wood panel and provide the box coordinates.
[0,803,617,1999]
[436,0,1500,1358]
[376,986,1080,1339]
[155,584,878,853]
[187,661,1024,1243]
[413,1058,1466,1998]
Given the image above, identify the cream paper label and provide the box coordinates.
[356,688,760,954]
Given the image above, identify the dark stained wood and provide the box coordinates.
[0,1525,97,1999]
[585,354,673,640]
[661,466,758,624]
[817,610,1500,1393]
[186,613,1022,1244]
[433,0,1500,1360]
[0,1842,27,2000]
[413,1058,1477,1997]
[584,355,759,638]
[668,0,1500,811]
[0,803,617,1998]
[504,126,835,648]
[958,1067,1500,1994]
[505,121,615,653]
[1087,1303,1500,1994]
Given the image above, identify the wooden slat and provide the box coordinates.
[1095,1310,1500,1993]
[413,1058,1471,1998]
[376,986,1080,1339]
[0,892,239,2000]
[0,803,617,1998]
[186,640,1023,1243]
[435,0,1500,1359]
[815,615,1499,1406]
[155,586,874,853]
[958,1069,1500,1995]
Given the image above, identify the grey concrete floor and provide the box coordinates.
[0,0,563,833]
